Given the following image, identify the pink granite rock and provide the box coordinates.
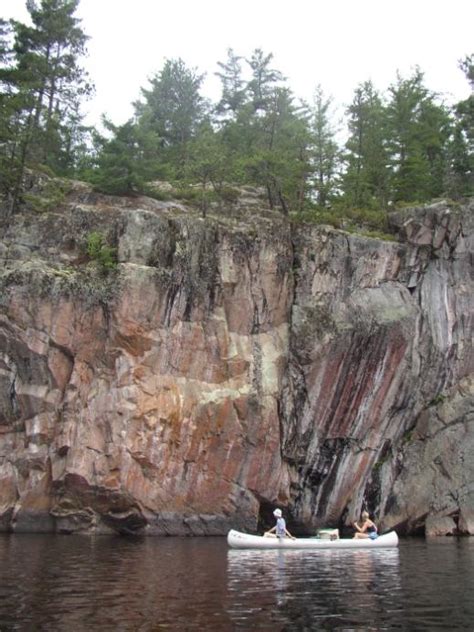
[0,183,472,536]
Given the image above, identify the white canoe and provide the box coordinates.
[227,529,399,549]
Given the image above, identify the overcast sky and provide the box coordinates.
[3,0,473,127]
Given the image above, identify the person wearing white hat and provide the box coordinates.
[264,508,296,539]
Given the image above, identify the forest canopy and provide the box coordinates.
[0,0,472,225]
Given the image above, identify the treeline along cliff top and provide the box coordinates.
[0,0,472,226]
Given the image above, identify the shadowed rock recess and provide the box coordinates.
[0,181,472,536]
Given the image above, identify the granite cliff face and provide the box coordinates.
[0,181,472,535]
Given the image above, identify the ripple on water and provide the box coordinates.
[0,535,472,630]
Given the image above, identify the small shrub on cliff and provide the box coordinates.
[345,227,397,241]
[142,185,173,201]
[22,177,71,213]
[292,202,398,241]
[173,186,203,203]
[429,393,447,406]
[86,232,117,273]
[292,207,344,229]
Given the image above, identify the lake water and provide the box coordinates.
[0,534,472,630]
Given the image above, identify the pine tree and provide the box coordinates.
[0,18,14,72]
[185,123,232,216]
[386,69,450,203]
[0,0,92,210]
[246,48,284,112]
[13,0,92,166]
[342,80,389,208]
[0,19,19,199]
[216,50,311,213]
[215,48,246,119]
[240,87,311,213]
[91,118,161,196]
[310,85,340,207]
[135,58,207,176]
[446,54,474,197]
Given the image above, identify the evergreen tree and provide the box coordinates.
[446,54,474,197]
[215,48,246,118]
[186,123,231,216]
[386,69,450,202]
[0,19,19,199]
[246,48,284,111]
[417,98,451,197]
[343,80,389,208]
[216,50,311,213]
[241,87,311,213]
[13,0,92,166]
[135,58,207,176]
[310,86,340,206]
[91,118,161,196]
[0,0,92,210]
[0,19,14,70]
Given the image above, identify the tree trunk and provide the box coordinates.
[278,189,289,215]
[47,44,61,129]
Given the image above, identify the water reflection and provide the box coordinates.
[0,535,233,631]
[226,547,401,630]
[0,535,472,630]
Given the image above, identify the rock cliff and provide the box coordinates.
[0,180,472,535]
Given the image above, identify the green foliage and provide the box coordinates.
[372,450,391,471]
[134,58,207,175]
[215,48,246,117]
[1,24,470,218]
[231,83,312,213]
[446,123,473,198]
[445,54,474,198]
[22,175,70,212]
[386,69,451,203]
[429,393,447,406]
[173,186,203,202]
[293,202,395,240]
[218,185,241,204]
[90,118,161,195]
[184,122,232,215]
[0,0,92,210]
[246,48,284,111]
[293,207,344,229]
[86,231,117,272]
[141,185,173,201]
[401,429,415,444]
[345,227,397,242]
[310,86,341,206]
[343,80,389,208]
